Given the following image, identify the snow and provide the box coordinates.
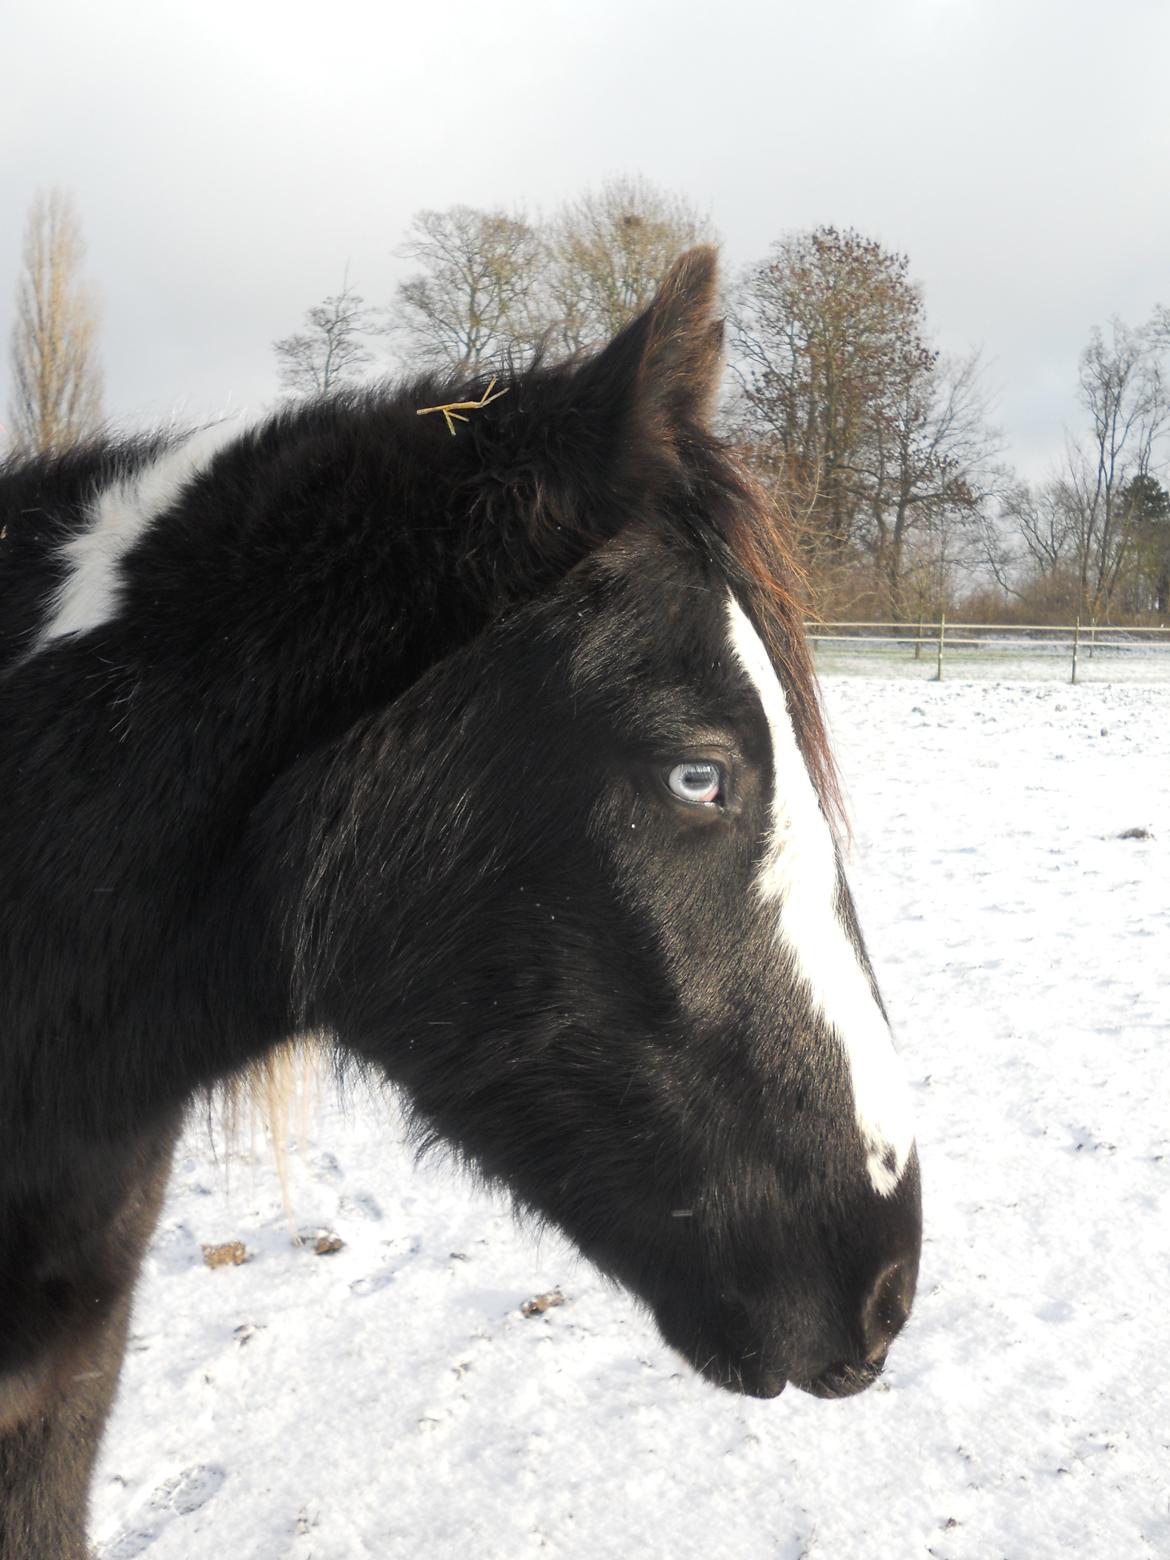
[92,677,1170,1560]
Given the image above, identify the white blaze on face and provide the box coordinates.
[37,421,242,650]
[725,593,915,1197]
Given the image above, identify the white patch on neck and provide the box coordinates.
[37,420,242,650]
[726,593,914,1196]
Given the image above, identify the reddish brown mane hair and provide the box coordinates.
[711,449,848,829]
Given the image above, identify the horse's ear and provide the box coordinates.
[449,248,725,603]
[638,245,725,427]
[585,245,724,437]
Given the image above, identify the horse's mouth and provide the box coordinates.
[693,1352,886,1401]
[792,1357,885,1400]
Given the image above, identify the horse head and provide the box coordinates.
[268,249,922,1400]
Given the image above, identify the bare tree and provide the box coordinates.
[541,177,715,353]
[997,476,1080,590]
[384,184,711,377]
[8,189,103,455]
[730,228,998,615]
[388,206,542,375]
[863,350,1002,617]
[993,320,1168,621]
[274,282,379,396]
[730,230,931,564]
[1064,319,1168,618]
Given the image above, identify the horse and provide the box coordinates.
[0,248,921,1558]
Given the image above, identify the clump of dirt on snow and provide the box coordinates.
[520,1289,564,1317]
[295,1228,345,1255]
[201,1240,248,1268]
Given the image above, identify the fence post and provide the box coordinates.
[1071,616,1080,685]
[935,614,945,681]
[914,612,924,660]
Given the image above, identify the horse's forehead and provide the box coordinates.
[571,557,787,753]
[592,535,744,669]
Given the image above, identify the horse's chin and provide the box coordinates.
[650,1293,790,1399]
[711,1363,788,1400]
[685,1348,788,1400]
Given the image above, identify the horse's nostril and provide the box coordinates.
[862,1259,913,1359]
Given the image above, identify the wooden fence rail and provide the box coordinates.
[805,620,1170,684]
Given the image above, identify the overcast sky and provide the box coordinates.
[4,0,1168,477]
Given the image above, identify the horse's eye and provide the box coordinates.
[667,761,725,806]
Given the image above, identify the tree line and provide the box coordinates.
[7,182,1168,625]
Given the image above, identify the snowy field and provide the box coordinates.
[92,678,1170,1560]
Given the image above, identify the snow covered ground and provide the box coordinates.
[91,678,1170,1560]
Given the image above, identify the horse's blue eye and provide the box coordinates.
[667,761,724,806]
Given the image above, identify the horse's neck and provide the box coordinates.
[118,408,483,743]
[12,405,489,811]
[0,403,491,1115]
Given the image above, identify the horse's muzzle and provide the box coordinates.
[680,1251,916,1402]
